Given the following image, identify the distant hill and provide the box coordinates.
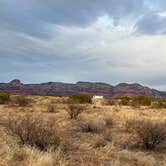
[0,79,166,98]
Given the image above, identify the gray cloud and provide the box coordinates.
[1,0,166,90]
[135,12,166,35]
[0,0,146,38]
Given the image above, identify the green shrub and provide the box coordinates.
[126,119,166,150]
[69,94,92,104]
[131,96,151,107]
[5,114,60,151]
[0,92,10,104]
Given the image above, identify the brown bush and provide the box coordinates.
[78,120,105,133]
[103,98,116,105]
[103,130,112,142]
[14,95,30,107]
[151,99,166,108]
[120,96,130,106]
[93,138,107,148]
[47,105,58,113]
[4,114,60,151]
[126,119,166,150]
[67,104,85,119]
[104,117,114,127]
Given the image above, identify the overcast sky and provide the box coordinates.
[0,0,166,90]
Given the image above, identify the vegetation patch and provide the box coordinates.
[13,95,30,107]
[131,96,151,107]
[0,91,10,104]
[67,104,86,119]
[4,114,60,151]
[69,94,92,104]
[78,120,105,133]
[126,118,166,150]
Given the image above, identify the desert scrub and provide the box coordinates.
[126,118,166,150]
[104,116,114,127]
[0,91,10,104]
[13,95,30,107]
[131,96,151,107]
[47,104,58,113]
[68,94,92,104]
[103,98,116,105]
[78,120,105,133]
[151,99,166,108]
[120,96,130,106]
[4,114,60,151]
[92,137,107,148]
[67,104,86,119]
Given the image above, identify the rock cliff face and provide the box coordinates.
[0,80,166,98]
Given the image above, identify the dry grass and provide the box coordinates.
[3,114,60,151]
[0,95,166,166]
[125,118,166,150]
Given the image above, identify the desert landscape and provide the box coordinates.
[1,0,166,165]
[0,93,166,166]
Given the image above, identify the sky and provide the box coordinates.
[0,0,166,90]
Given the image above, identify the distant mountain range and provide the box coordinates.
[0,79,166,98]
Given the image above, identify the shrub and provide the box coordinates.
[103,130,112,142]
[67,104,85,119]
[93,138,107,148]
[60,140,78,154]
[104,117,114,127]
[78,120,104,133]
[14,95,30,107]
[47,105,58,113]
[103,98,116,105]
[4,114,60,151]
[126,119,166,150]
[131,96,151,107]
[69,94,92,104]
[0,91,10,104]
[151,99,166,108]
[120,96,130,106]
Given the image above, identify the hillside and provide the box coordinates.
[0,79,166,98]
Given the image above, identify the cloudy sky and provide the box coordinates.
[0,0,166,90]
